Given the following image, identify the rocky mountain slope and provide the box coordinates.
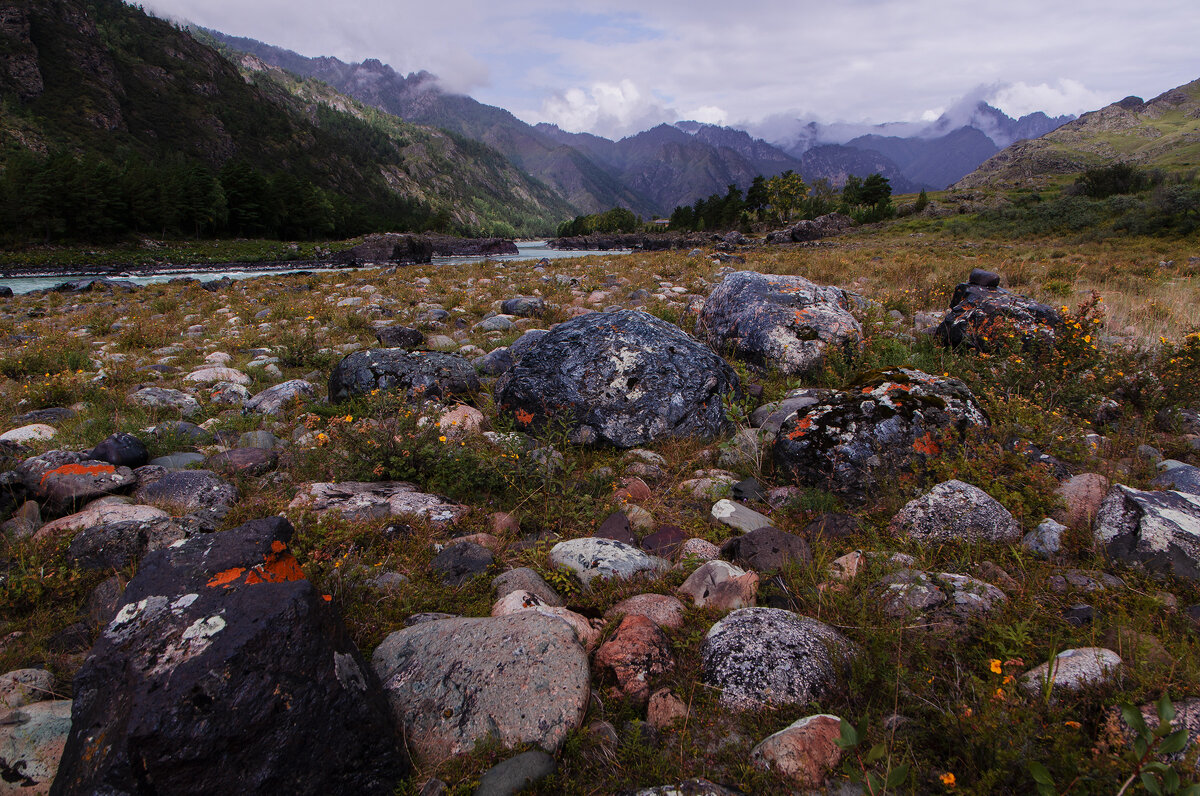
[955,78,1200,189]
[0,0,570,238]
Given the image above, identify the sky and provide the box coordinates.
[145,0,1200,141]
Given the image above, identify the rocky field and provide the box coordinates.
[1,233,1200,795]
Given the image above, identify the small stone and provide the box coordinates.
[720,527,811,572]
[606,593,687,630]
[1020,648,1122,698]
[432,541,493,586]
[0,423,57,444]
[474,750,556,796]
[678,538,721,562]
[438,405,486,438]
[594,615,674,702]
[647,688,688,730]
[1055,474,1109,528]
[1063,604,1094,626]
[1023,518,1067,558]
[1,668,55,710]
[710,499,773,533]
[641,525,688,559]
[492,567,563,607]
[595,511,637,545]
[678,560,758,610]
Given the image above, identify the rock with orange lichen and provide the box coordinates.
[773,369,988,500]
[52,517,407,795]
[699,270,862,377]
[16,450,136,512]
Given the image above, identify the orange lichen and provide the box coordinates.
[912,432,941,456]
[786,415,814,440]
[206,546,305,588]
[40,462,116,484]
[514,408,535,425]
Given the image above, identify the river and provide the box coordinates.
[0,241,624,295]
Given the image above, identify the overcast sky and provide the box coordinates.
[147,0,1200,140]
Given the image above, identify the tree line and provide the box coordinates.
[0,150,455,245]
[667,170,897,232]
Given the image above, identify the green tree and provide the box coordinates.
[767,170,808,222]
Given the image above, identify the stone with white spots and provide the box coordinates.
[549,537,668,587]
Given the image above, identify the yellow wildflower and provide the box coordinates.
[989,659,1002,675]
[940,772,956,788]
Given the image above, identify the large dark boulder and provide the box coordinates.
[773,368,989,499]
[1094,484,1200,580]
[16,450,137,512]
[494,310,738,448]
[333,233,433,265]
[935,273,1062,350]
[699,271,861,377]
[52,517,407,795]
[328,349,480,403]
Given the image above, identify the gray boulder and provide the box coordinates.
[244,380,317,415]
[126,387,200,416]
[16,450,137,512]
[699,271,861,377]
[495,310,737,448]
[328,349,480,403]
[288,481,467,525]
[549,537,667,587]
[773,369,989,499]
[700,607,854,710]
[1094,484,1200,580]
[371,613,590,762]
[501,296,546,318]
[132,469,238,531]
[936,275,1062,350]
[1019,647,1122,698]
[888,480,1021,544]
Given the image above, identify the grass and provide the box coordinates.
[0,228,1199,793]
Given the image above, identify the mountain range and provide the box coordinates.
[204,30,1076,215]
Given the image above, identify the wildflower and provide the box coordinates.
[438,435,447,442]
[1064,720,1081,729]
[989,659,1002,675]
[940,772,956,788]
[993,688,1006,701]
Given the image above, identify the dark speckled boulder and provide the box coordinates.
[936,275,1062,351]
[773,368,988,500]
[1094,484,1200,580]
[699,271,862,376]
[328,349,480,403]
[495,310,737,448]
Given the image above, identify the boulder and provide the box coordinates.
[494,310,737,448]
[721,527,811,571]
[87,433,149,468]
[491,567,563,607]
[333,232,433,265]
[431,541,493,586]
[936,275,1062,350]
[594,615,674,702]
[288,481,467,525]
[700,608,854,710]
[0,700,72,793]
[371,613,589,762]
[678,561,759,610]
[1094,484,1200,580]
[501,297,546,318]
[1,669,55,710]
[699,271,862,376]
[548,538,667,588]
[244,380,317,415]
[751,714,844,789]
[16,451,137,512]
[132,469,238,530]
[888,480,1021,544]
[474,750,556,796]
[605,593,687,630]
[773,369,988,499]
[0,423,57,444]
[52,517,407,795]
[328,349,479,403]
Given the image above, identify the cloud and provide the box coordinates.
[538,80,675,138]
[989,79,1115,118]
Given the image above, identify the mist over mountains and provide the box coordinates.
[205,29,1075,216]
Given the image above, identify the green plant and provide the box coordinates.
[836,718,910,794]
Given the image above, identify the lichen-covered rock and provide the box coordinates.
[495,310,737,448]
[328,349,479,403]
[888,480,1021,544]
[700,607,854,709]
[1019,647,1122,697]
[1094,484,1200,580]
[16,451,137,512]
[52,517,406,795]
[244,379,317,415]
[126,387,200,416]
[371,612,590,762]
[549,537,667,587]
[773,370,988,499]
[699,270,862,376]
[1,669,55,710]
[0,700,72,794]
[288,481,467,525]
[935,276,1062,350]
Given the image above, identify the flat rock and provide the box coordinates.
[494,310,737,448]
[0,424,57,444]
[1019,647,1122,697]
[549,537,667,587]
[289,481,467,525]
[701,608,854,710]
[491,567,563,607]
[0,669,55,710]
[207,447,278,476]
[709,499,773,533]
[474,750,556,796]
[1094,484,1200,579]
[699,271,862,376]
[35,502,169,542]
[183,366,250,386]
[328,349,479,403]
[17,451,137,512]
[371,612,590,762]
[244,379,317,415]
[888,480,1021,544]
[126,387,200,416]
[721,527,811,571]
